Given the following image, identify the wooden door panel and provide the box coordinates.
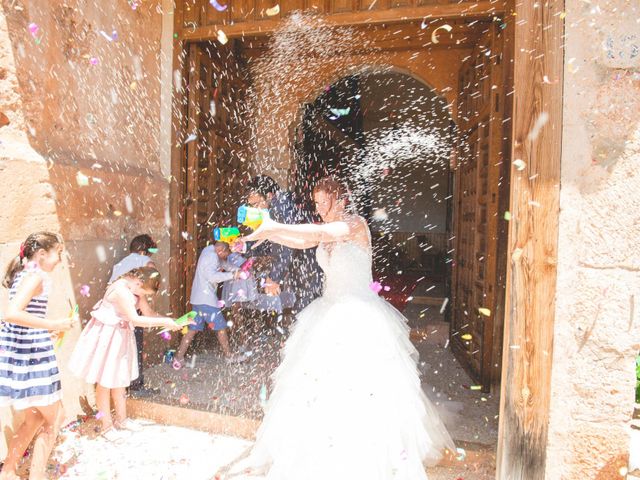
[451,25,505,391]
[180,42,250,303]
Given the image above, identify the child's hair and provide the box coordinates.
[129,234,157,255]
[3,232,63,288]
[313,176,350,201]
[123,266,161,293]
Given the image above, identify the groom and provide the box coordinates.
[244,175,322,314]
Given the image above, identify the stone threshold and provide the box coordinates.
[127,398,496,468]
[127,398,259,440]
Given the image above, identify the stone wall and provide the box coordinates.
[545,1,640,478]
[0,0,169,457]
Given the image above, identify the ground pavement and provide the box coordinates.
[21,418,493,479]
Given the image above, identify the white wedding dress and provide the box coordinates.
[227,234,456,480]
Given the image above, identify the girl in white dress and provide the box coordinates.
[220,176,455,480]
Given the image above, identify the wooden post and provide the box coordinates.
[496,1,564,478]
[169,1,187,316]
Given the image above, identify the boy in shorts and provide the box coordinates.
[173,242,246,368]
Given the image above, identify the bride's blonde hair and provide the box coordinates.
[313,176,349,203]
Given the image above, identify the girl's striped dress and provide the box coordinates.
[0,269,62,409]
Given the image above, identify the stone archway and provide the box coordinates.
[273,62,457,183]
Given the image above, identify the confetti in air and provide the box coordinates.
[527,112,550,141]
[456,447,467,461]
[76,172,90,187]
[431,24,452,44]
[266,5,280,16]
[210,0,228,11]
[95,245,106,263]
[125,195,133,213]
[99,30,114,42]
[372,208,388,221]
[217,30,228,45]
[439,298,449,314]
[513,159,526,171]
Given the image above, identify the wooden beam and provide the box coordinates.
[496,0,564,478]
[178,0,505,40]
[169,0,188,316]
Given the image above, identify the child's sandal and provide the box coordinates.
[115,418,143,432]
[172,358,184,370]
[100,426,128,443]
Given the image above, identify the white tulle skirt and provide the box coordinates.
[229,289,456,480]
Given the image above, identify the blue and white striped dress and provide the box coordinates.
[0,269,62,409]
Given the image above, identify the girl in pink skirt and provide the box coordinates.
[70,267,181,440]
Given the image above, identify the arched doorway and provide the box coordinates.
[166,17,512,475]
[291,70,501,448]
[293,70,454,313]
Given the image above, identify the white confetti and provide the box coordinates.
[431,24,452,44]
[99,30,113,42]
[132,55,143,81]
[96,245,107,263]
[439,297,449,314]
[513,159,526,171]
[372,208,388,221]
[125,195,133,213]
[266,4,280,16]
[527,112,549,141]
[76,172,89,187]
[164,205,172,228]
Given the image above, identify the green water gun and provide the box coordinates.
[158,310,197,335]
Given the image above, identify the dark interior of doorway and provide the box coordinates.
[292,72,453,315]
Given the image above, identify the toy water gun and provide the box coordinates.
[214,227,240,243]
[158,310,197,335]
[237,205,267,230]
[56,303,78,349]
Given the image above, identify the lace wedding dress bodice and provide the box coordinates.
[316,241,374,298]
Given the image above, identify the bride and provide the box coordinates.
[219,176,455,480]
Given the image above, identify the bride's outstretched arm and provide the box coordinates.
[245,217,354,249]
[263,231,321,249]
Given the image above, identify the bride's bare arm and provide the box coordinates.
[262,231,321,249]
[246,216,367,249]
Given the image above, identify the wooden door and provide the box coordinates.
[450,24,506,392]
[180,41,250,303]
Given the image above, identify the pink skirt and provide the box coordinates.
[69,318,139,389]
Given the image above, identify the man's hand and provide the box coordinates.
[230,239,246,253]
[264,277,281,296]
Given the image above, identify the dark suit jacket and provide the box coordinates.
[250,191,323,310]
